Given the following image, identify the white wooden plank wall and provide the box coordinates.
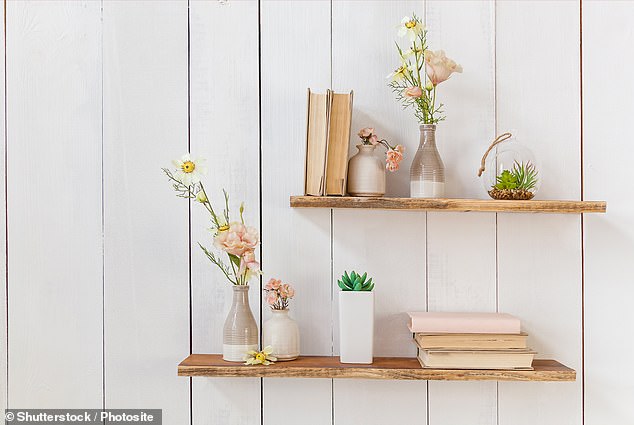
[425,2,498,424]
[261,1,333,424]
[496,2,582,425]
[583,1,634,424]
[103,1,190,422]
[6,1,103,407]
[189,1,262,423]
[2,2,634,425]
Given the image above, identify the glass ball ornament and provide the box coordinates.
[478,133,541,200]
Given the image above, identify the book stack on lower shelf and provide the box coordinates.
[408,312,536,370]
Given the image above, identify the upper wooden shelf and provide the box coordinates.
[178,354,575,382]
[290,196,606,214]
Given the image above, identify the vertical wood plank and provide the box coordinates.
[0,0,6,410]
[583,2,634,423]
[260,1,333,423]
[496,2,582,425]
[189,1,261,423]
[424,2,498,424]
[331,4,427,423]
[103,2,189,422]
[6,0,102,406]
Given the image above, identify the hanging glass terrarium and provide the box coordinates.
[478,133,540,200]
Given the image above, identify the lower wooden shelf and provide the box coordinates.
[178,354,575,382]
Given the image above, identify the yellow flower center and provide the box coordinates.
[218,224,230,232]
[181,160,195,173]
[255,353,266,362]
[405,20,416,29]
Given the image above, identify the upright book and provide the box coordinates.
[304,89,331,196]
[304,89,353,196]
[325,91,353,195]
[407,311,522,334]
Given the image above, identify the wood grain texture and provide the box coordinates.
[496,2,582,425]
[179,355,575,382]
[291,196,605,213]
[103,1,189,421]
[331,2,428,424]
[188,2,261,423]
[583,2,634,424]
[7,1,103,407]
[424,2,498,423]
[260,1,334,424]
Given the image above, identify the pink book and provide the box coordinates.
[407,312,521,334]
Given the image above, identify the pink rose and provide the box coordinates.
[358,127,374,138]
[214,222,259,256]
[404,86,423,98]
[266,291,278,306]
[368,134,379,145]
[239,250,260,276]
[279,283,295,299]
[386,145,405,172]
[265,278,281,290]
[424,50,462,86]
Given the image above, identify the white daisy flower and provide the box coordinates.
[386,64,409,82]
[172,153,207,186]
[398,16,425,42]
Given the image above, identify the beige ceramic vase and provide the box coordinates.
[346,144,386,197]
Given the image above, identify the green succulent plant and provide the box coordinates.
[494,161,538,191]
[338,271,374,292]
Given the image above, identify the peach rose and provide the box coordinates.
[357,127,374,138]
[368,134,379,145]
[239,250,260,276]
[404,86,423,98]
[424,50,462,86]
[265,278,282,291]
[266,291,278,306]
[280,283,295,299]
[386,145,405,172]
[214,222,259,256]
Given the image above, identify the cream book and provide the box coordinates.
[325,91,353,196]
[304,88,332,196]
[417,347,536,370]
[407,312,522,334]
[414,332,528,350]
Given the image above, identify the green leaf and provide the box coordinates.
[228,253,240,268]
[353,281,363,291]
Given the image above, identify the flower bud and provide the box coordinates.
[196,191,207,203]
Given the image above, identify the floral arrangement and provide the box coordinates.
[264,278,295,310]
[357,127,405,172]
[244,346,277,366]
[163,153,260,285]
[388,14,462,124]
[337,271,374,292]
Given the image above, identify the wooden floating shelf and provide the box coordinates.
[290,196,606,214]
[178,355,575,382]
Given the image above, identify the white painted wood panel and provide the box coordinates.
[0,2,6,411]
[103,2,189,422]
[331,2,428,423]
[260,1,333,423]
[189,1,262,423]
[425,2,498,423]
[583,2,634,423]
[496,2,582,425]
[6,1,103,407]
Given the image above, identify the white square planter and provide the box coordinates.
[339,291,374,364]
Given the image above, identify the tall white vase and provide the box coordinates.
[339,291,374,364]
[262,309,300,361]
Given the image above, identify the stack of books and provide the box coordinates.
[304,88,354,196]
[407,312,536,370]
